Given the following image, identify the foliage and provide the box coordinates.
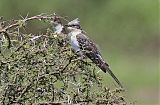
[0,14,127,105]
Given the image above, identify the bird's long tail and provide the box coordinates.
[99,63,123,88]
[85,52,123,88]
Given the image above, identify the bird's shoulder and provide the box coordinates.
[76,33,98,52]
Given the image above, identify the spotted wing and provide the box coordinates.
[76,33,123,88]
[76,33,109,72]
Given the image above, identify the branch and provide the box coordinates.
[15,55,73,103]
[0,13,68,49]
[0,14,68,33]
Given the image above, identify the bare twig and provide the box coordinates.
[0,14,68,33]
[0,14,69,49]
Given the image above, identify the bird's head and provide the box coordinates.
[65,18,81,32]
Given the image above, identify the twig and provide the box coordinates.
[0,14,68,33]
[0,14,69,49]
[15,55,74,103]
[16,72,58,103]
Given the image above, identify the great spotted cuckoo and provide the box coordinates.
[66,19,123,88]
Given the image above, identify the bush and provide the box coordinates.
[0,14,127,105]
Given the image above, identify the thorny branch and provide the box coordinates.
[0,13,67,48]
[16,56,73,103]
[0,14,66,33]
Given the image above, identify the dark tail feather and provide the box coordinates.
[87,53,123,88]
[106,67,123,88]
[99,63,123,88]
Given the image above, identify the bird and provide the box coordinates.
[66,19,123,88]
[52,14,68,47]
[52,14,66,35]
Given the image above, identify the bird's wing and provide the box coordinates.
[76,33,108,71]
[76,33,123,88]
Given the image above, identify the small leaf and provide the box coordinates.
[1,48,12,58]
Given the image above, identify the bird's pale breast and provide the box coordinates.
[70,31,81,52]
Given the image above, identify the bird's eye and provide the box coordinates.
[73,25,81,29]
[67,24,81,29]
[69,25,76,27]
